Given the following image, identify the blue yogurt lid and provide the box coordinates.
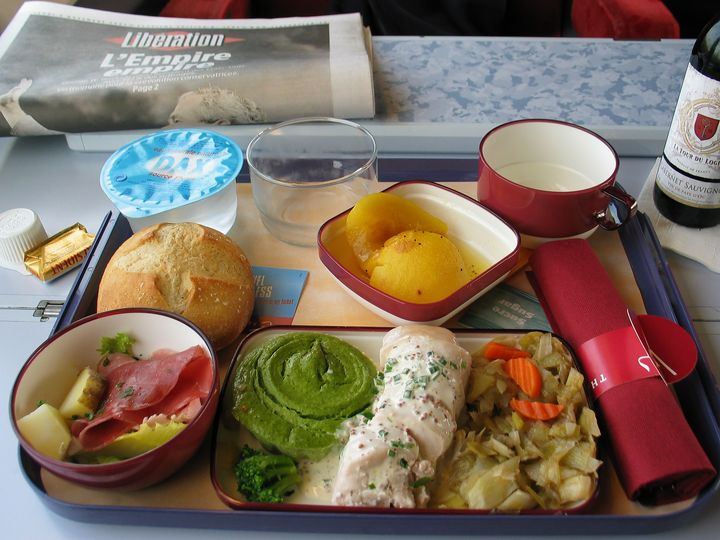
[100,129,243,218]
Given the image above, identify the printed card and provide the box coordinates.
[251,266,308,326]
[459,283,551,331]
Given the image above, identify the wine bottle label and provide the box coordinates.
[656,157,720,208]
[656,64,720,208]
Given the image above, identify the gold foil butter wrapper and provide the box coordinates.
[24,223,95,282]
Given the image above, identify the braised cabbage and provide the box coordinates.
[433,332,601,511]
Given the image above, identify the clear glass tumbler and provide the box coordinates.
[246,117,378,247]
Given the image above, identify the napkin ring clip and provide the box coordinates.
[577,310,697,399]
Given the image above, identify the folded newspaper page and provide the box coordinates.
[0,2,375,137]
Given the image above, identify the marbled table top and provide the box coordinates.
[372,37,692,128]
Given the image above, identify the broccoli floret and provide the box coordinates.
[234,446,300,503]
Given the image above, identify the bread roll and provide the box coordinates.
[97,222,254,349]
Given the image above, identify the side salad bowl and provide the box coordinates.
[10,308,219,490]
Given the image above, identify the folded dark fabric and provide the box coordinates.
[530,238,715,505]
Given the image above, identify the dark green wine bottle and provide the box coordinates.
[653,12,720,228]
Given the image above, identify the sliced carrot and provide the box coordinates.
[503,357,542,398]
[510,398,564,421]
[482,341,530,361]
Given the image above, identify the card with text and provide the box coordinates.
[459,283,551,331]
[251,266,308,326]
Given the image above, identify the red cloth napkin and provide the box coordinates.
[530,239,715,505]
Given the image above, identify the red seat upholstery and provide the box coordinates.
[160,0,249,19]
[159,0,331,19]
[572,0,680,39]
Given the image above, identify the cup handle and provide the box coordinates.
[595,185,638,230]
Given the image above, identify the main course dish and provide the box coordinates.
[217,325,601,512]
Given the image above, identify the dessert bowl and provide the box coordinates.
[10,308,219,490]
[318,181,520,325]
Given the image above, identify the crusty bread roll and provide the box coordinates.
[97,222,254,350]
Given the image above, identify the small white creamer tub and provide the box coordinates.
[100,129,242,233]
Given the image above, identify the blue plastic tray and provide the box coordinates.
[16,183,720,535]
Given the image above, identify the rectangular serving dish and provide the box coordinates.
[16,202,720,535]
[213,326,597,514]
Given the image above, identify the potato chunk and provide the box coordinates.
[16,403,71,460]
[59,366,106,421]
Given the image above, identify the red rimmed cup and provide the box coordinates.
[477,119,637,244]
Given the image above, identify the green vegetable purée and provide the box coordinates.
[232,332,377,461]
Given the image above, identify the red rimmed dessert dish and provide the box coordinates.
[10,308,219,490]
[317,181,520,326]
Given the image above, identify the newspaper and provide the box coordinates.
[0,2,375,137]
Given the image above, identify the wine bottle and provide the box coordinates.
[653,12,720,228]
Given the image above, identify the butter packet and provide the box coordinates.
[24,223,95,282]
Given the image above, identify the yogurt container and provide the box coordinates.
[100,129,242,233]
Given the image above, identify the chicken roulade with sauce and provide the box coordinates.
[332,326,471,507]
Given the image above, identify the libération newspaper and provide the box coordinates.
[0,2,375,136]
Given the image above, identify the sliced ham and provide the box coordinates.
[74,345,213,452]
